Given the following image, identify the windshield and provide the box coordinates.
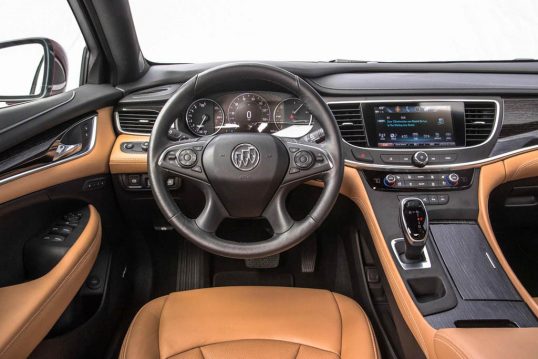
[130,0,538,63]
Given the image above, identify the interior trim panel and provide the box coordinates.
[0,107,115,205]
[0,205,101,359]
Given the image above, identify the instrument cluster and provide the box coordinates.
[183,91,320,139]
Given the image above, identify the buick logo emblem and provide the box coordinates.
[231,143,260,171]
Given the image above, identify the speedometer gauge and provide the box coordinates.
[273,98,313,130]
[227,93,270,132]
[186,99,225,136]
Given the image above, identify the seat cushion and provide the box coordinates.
[120,286,378,359]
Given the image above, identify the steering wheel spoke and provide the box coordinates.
[263,187,294,234]
[195,184,229,233]
[280,139,333,185]
[157,139,209,183]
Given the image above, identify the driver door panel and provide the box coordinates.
[0,86,121,358]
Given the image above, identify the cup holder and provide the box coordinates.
[407,277,446,303]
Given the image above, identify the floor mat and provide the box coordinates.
[213,271,294,287]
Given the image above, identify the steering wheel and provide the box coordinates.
[148,63,343,259]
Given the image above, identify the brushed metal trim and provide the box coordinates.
[391,238,432,270]
[0,115,97,185]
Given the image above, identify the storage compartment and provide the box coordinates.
[407,277,446,303]
[454,319,518,328]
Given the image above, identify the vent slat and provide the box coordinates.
[117,107,160,134]
[464,102,496,146]
[329,103,368,147]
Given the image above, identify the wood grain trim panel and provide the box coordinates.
[109,134,149,174]
[0,205,101,358]
[0,107,115,205]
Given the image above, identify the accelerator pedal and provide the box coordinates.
[301,235,317,273]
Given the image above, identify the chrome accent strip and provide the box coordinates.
[115,108,159,136]
[391,238,432,270]
[327,98,501,152]
[485,252,497,269]
[0,115,98,185]
[344,142,538,171]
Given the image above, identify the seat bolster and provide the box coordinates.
[333,293,379,359]
[120,296,167,359]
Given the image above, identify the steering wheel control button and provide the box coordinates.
[384,174,397,188]
[193,145,204,151]
[289,167,300,174]
[289,147,300,153]
[294,151,314,170]
[412,151,429,167]
[192,166,202,173]
[447,173,460,186]
[231,143,260,171]
[177,149,197,168]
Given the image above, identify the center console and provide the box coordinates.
[332,96,538,330]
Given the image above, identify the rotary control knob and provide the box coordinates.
[447,173,460,186]
[177,149,197,168]
[412,151,429,168]
[384,174,397,188]
[294,150,315,170]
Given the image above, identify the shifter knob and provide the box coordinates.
[400,198,429,261]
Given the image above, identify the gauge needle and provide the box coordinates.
[196,114,209,129]
[292,103,304,115]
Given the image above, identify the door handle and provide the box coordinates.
[53,142,82,161]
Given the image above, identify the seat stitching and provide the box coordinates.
[165,338,340,358]
[332,293,378,359]
[330,292,344,356]
[0,220,100,357]
[294,344,302,359]
[198,347,206,359]
[354,301,379,359]
[434,335,468,359]
[121,298,161,359]
[157,295,170,358]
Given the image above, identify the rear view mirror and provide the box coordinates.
[0,38,68,104]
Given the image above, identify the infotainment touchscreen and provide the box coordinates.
[369,102,461,148]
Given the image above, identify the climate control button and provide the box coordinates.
[384,174,397,188]
[447,173,460,186]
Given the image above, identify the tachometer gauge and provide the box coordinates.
[186,99,225,136]
[273,98,313,130]
[227,93,270,132]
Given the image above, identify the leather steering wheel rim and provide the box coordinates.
[148,63,343,259]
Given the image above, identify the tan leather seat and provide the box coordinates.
[120,286,379,359]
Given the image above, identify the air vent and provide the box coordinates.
[329,103,368,147]
[464,102,496,146]
[116,107,160,134]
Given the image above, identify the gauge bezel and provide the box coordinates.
[185,98,225,136]
[273,97,314,131]
[227,93,271,132]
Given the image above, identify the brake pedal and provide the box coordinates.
[245,254,280,269]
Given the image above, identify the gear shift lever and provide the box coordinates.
[400,198,429,261]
